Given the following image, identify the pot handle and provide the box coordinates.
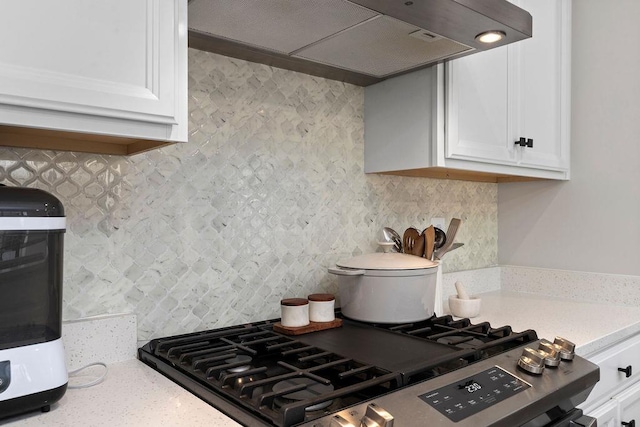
[328,267,365,276]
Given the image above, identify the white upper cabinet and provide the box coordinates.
[365,0,571,182]
[0,0,187,155]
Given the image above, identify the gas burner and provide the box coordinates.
[224,354,253,373]
[272,377,335,412]
[236,373,267,395]
[437,335,486,349]
[141,313,542,427]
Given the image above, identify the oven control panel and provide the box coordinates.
[418,366,530,422]
[301,339,599,427]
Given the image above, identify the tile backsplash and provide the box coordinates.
[0,49,498,340]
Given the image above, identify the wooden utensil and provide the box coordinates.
[403,228,416,254]
[403,227,425,257]
[423,225,435,260]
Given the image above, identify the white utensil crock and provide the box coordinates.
[434,259,444,316]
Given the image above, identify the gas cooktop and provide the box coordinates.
[138,313,598,427]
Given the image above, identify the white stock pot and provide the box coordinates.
[328,252,438,323]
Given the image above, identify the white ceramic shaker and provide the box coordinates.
[280,298,309,327]
[308,294,336,323]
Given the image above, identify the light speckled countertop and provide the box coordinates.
[4,291,640,426]
[455,290,640,356]
[0,359,241,427]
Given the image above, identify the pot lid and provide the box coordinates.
[336,252,438,270]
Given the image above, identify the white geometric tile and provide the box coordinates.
[0,49,498,341]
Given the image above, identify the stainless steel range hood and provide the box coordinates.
[188,0,532,86]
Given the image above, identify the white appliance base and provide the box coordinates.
[0,338,68,418]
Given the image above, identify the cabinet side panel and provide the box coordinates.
[364,68,433,173]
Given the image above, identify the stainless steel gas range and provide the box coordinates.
[138,314,599,427]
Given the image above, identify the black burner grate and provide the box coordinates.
[376,314,538,358]
[139,314,538,427]
[142,323,401,427]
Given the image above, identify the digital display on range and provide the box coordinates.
[460,380,483,394]
[418,367,530,422]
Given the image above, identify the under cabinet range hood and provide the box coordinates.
[188,0,532,86]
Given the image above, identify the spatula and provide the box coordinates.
[434,218,461,260]
[423,225,435,260]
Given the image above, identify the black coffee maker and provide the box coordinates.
[0,185,67,418]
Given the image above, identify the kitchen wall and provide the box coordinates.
[0,49,498,340]
[498,0,640,276]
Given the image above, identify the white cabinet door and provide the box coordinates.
[513,0,571,171]
[445,0,570,174]
[587,400,619,427]
[582,333,640,410]
[0,0,187,144]
[616,381,640,427]
[445,45,515,166]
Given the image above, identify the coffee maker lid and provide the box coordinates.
[0,185,65,230]
[0,185,64,217]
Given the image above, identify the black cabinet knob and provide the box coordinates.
[619,365,633,378]
[515,137,534,148]
[622,420,635,427]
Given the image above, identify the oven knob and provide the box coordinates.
[331,414,357,427]
[553,337,576,361]
[361,403,394,427]
[539,340,561,367]
[518,347,546,375]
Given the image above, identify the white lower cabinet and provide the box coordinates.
[588,381,640,427]
[617,381,640,427]
[588,400,619,427]
[579,333,640,425]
